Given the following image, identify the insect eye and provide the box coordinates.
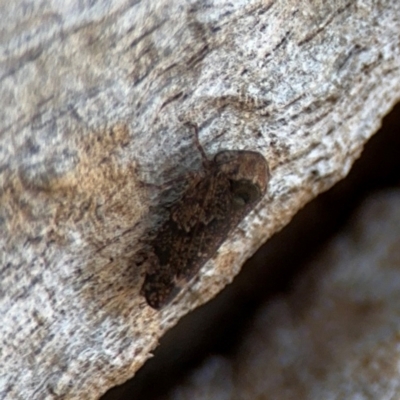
[231,180,261,208]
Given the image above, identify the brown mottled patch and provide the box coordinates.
[2,124,147,253]
[51,124,147,248]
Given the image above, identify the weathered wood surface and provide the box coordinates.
[0,1,399,399]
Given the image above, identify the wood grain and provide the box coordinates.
[0,1,399,398]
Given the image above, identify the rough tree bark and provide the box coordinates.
[0,1,399,399]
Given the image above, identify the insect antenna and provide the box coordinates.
[185,122,210,169]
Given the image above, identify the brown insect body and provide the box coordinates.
[141,129,269,309]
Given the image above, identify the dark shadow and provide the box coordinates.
[102,102,400,400]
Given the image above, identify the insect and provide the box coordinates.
[141,124,269,309]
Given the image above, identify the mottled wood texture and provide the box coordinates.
[0,1,399,399]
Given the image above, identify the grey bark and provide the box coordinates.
[0,0,399,399]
